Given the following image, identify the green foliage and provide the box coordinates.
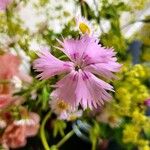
[89,121,101,150]
[53,120,67,137]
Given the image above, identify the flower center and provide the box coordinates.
[79,22,91,35]
[57,100,68,110]
[75,65,81,71]
[108,116,117,123]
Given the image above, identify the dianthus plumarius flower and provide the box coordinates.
[33,35,121,110]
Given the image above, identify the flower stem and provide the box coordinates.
[82,3,88,18]
[40,111,51,150]
[56,130,74,148]
[23,80,47,97]
[92,141,96,150]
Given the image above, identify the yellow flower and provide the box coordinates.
[123,124,140,143]
[132,110,147,124]
[138,144,150,150]
[137,139,149,147]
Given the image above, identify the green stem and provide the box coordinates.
[40,111,52,150]
[6,8,12,36]
[92,140,97,150]
[56,130,74,148]
[82,2,87,18]
[23,80,47,97]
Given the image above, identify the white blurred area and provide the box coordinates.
[121,3,150,38]
[19,0,150,38]
[19,0,77,33]
[1,0,150,51]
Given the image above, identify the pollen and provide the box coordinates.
[57,100,68,110]
[79,22,91,35]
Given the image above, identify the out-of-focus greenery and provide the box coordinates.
[0,0,150,150]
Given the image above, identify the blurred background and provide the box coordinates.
[0,0,150,150]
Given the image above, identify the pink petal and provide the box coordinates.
[0,94,12,109]
[51,70,113,110]
[25,112,40,137]
[51,71,78,108]
[0,53,20,80]
[75,71,113,110]
[57,37,88,63]
[0,0,11,10]
[33,49,73,80]
[85,62,122,79]
[1,124,27,149]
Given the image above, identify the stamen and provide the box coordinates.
[75,65,80,71]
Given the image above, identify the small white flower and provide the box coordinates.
[76,16,93,36]
[97,109,122,128]
[11,76,22,90]
[0,120,7,129]
[50,99,83,121]
[50,99,70,115]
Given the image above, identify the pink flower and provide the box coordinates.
[1,112,40,149]
[33,35,121,110]
[0,52,32,83]
[1,124,27,149]
[0,94,13,109]
[144,99,150,107]
[0,53,20,80]
[0,0,11,11]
